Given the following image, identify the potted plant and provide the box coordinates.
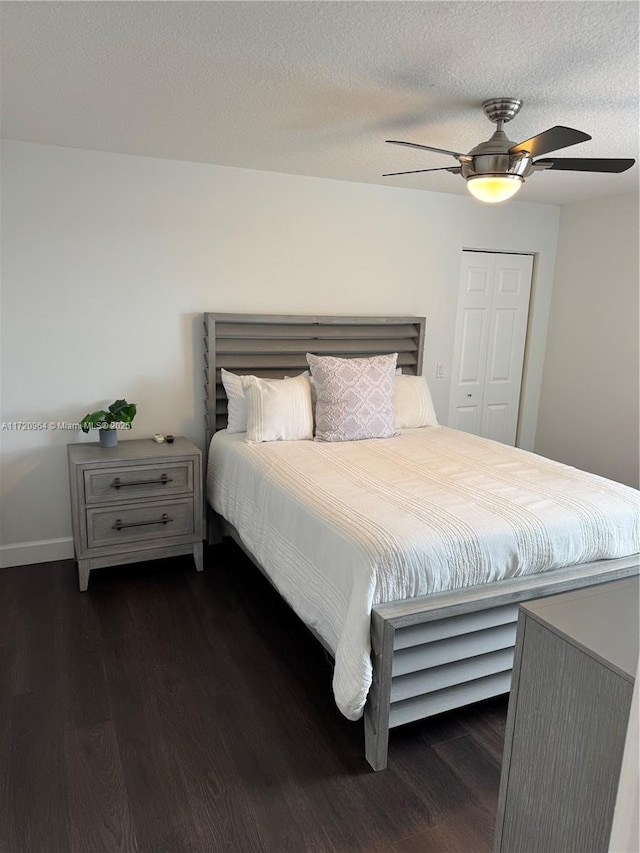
[81,399,137,448]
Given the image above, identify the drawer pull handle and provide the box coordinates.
[112,513,173,531]
[111,474,173,489]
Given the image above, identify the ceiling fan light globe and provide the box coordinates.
[466,174,523,203]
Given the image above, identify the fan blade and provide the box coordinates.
[509,126,591,157]
[534,157,635,173]
[382,166,462,177]
[386,140,464,158]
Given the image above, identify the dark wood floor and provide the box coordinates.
[0,543,508,853]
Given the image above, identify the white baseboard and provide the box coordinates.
[0,537,74,568]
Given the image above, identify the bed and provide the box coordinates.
[203,312,640,770]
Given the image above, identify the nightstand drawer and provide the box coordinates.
[84,461,194,503]
[86,498,194,548]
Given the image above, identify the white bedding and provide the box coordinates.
[207,426,640,720]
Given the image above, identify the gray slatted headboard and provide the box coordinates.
[203,313,426,447]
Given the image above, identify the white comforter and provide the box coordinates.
[207,427,640,720]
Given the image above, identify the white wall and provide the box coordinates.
[0,140,560,565]
[535,192,639,488]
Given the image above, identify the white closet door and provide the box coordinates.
[448,251,534,445]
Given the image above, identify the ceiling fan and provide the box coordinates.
[383,97,635,203]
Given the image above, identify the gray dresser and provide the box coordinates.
[494,576,639,853]
[68,437,204,591]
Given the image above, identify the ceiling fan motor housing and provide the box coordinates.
[462,129,533,179]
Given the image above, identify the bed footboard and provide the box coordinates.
[208,514,638,772]
[364,555,640,771]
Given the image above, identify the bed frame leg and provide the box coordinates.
[364,615,395,771]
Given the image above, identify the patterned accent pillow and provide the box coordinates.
[303,366,402,410]
[394,374,439,429]
[307,353,398,441]
[220,368,248,433]
[242,373,313,443]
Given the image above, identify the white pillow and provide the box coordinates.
[243,373,314,443]
[394,374,438,429]
[220,368,249,433]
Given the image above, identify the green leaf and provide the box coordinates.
[82,399,136,431]
[108,399,128,417]
[80,411,107,432]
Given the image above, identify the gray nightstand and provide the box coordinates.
[494,576,639,853]
[67,437,204,591]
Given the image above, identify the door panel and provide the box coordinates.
[451,405,480,434]
[496,267,522,294]
[487,309,516,382]
[449,252,534,446]
[484,404,509,443]
[467,266,492,294]
[459,308,488,383]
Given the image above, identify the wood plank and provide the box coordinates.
[100,635,201,850]
[0,566,18,850]
[60,592,113,729]
[459,695,509,764]
[206,312,422,326]
[391,648,514,702]
[8,691,69,853]
[0,646,14,853]
[215,322,421,339]
[389,671,512,728]
[433,729,502,816]
[364,612,395,770]
[216,337,417,354]
[392,623,517,675]
[149,665,270,852]
[394,805,493,852]
[393,604,519,650]
[65,721,139,853]
[388,729,496,852]
[193,672,338,852]
[217,352,417,370]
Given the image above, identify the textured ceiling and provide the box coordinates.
[1,1,638,205]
